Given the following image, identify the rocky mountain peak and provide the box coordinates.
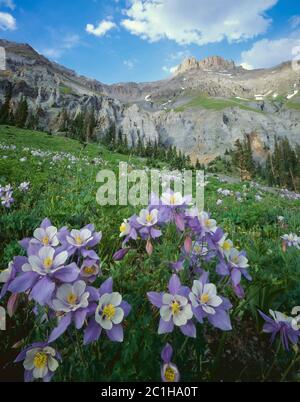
[175,55,238,75]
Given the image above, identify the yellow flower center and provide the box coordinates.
[205,219,214,228]
[42,236,49,246]
[194,244,201,254]
[84,266,96,275]
[223,241,232,252]
[103,304,116,320]
[200,293,210,304]
[232,256,239,264]
[120,223,127,233]
[171,301,181,314]
[170,195,176,205]
[146,214,153,223]
[33,352,48,369]
[43,257,53,269]
[67,293,77,305]
[75,235,83,245]
[165,366,176,382]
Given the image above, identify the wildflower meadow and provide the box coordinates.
[1,126,300,382]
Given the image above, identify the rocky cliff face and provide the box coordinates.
[0,39,299,163]
[174,56,238,75]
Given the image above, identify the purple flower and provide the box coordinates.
[136,208,162,242]
[161,343,180,382]
[1,190,14,208]
[31,219,59,247]
[60,224,102,259]
[259,309,300,351]
[157,191,192,231]
[197,211,218,235]
[80,259,100,282]
[15,343,61,382]
[216,248,251,298]
[227,248,252,284]
[147,274,196,338]
[0,257,26,300]
[113,248,130,261]
[8,246,80,306]
[84,278,131,344]
[119,216,138,246]
[22,246,69,276]
[281,234,300,249]
[48,280,92,342]
[136,208,159,227]
[189,272,232,331]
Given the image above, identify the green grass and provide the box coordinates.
[59,85,73,95]
[286,101,300,110]
[0,125,300,382]
[175,96,263,113]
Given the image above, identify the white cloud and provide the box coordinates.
[123,58,137,69]
[0,11,16,30]
[121,0,278,46]
[42,34,80,59]
[240,62,253,70]
[290,16,300,30]
[167,50,191,62]
[86,20,117,37]
[162,65,178,75]
[241,33,300,69]
[0,0,16,10]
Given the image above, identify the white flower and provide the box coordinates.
[255,194,263,202]
[137,209,158,227]
[80,262,100,278]
[228,248,249,268]
[95,292,124,330]
[189,281,222,315]
[160,294,193,327]
[119,219,131,238]
[218,234,233,257]
[161,192,184,206]
[52,281,90,313]
[216,199,223,206]
[67,229,92,247]
[291,306,300,331]
[3,184,13,193]
[23,346,59,379]
[198,211,217,233]
[22,246,68,275]
[18,182,30,192]
[0,261,13,283]
[277,216,285,222]
[281,233,300,248]
[192,241,208,256]
[33,226,59,247]
[269,310,292,325]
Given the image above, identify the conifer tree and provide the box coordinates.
[0,83,13,124]
[14,96,29,128]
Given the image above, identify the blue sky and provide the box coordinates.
[0,0,299,84]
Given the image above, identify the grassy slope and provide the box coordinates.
[0,125,300,381]
[175,95,262,113]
